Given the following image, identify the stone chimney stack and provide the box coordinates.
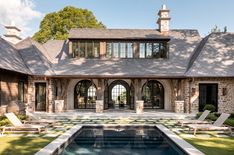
[3,21,22,44]
[157,4,171,35]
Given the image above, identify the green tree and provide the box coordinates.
[210,25,228,34]
[33,6,105,43]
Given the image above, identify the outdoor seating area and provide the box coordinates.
[0,111,234,154]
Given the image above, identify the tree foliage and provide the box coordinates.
[33,6,105,43]
[210,25,228,33]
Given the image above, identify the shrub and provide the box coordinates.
[203,104,216,112]
[214,112,221,118]
[225,119,234,127]
[206,113,218,121]
[196,112,202,118]
[230,113,234,119]
[0,118,10,126]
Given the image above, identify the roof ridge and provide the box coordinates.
[29,39,56,75]
[185,34,211,76]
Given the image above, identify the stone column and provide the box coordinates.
[27,76,35,111]
[174,100,184,113]
[136,100,144,114]
[134,79,144,113]
[47,78,56,113]
[96,100,104,113]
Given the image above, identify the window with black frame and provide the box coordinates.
[139,42,168,59]
[74,80,97,109]
[142,80,164,109]
[106,42,134,58]
[72,41,100,58]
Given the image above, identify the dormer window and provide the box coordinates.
[139,42,168,58]
[71,40,169,59]
[106,42,134,58]
[72,41,100,58]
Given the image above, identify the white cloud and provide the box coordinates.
[0,0,42,37]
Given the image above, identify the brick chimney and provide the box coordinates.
[157,4,171,35]
[3,21,22,44]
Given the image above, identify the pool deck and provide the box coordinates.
[33,110,196,120]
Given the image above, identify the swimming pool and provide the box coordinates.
[60,126,187,155]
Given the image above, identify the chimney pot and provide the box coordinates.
[3,22,22,44]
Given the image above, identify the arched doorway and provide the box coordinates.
[104,80,134,110]
[74,80,97,109]
[142,80,164,109]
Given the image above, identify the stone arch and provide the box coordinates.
[141,79,172,110]
[67,79,98,110]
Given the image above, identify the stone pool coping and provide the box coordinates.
[35,124,204,155]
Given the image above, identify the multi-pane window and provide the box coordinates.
[139,43,145,58]
[127,43,133,58]
[139,42,168,58]
[72,41,168,59]
[72,41,100,58]
[106,42,134,58]
[113,43,119,58]
[18,81,24,102]
[106,42,112,58]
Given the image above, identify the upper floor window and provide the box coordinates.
[139,42,168,58]
[106,42,134,58]
[72,41,100,58]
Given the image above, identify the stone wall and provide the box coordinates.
[0,69,27,115]
[183,78,234,113]
[28,76,56,112]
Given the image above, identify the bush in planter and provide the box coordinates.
[203,104,216,112]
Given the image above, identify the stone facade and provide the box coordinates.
[184,78,234,113]
[14,76,234,115]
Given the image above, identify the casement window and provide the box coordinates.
[72,41,100,58]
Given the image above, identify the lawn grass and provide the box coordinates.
[181,136,234,155]
[0,136,55,155]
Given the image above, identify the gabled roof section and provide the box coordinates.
[15,38,55,76]
[0,37,30,74]
[186,32,234,77]
[68,28,170,40]
[43,40,69,62]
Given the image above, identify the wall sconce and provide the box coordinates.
[192,88,196,96]
[222,88,227,96]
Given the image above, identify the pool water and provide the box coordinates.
[61,126,186,155]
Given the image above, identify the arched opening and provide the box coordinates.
[142,80,164,109]
[104,80,134,110]
[74,80,97,109]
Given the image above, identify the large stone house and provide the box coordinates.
[0,5,234,115]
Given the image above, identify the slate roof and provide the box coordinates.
[68,28,170,40]
[1,28,234,78]
[52,29,201,77]
[15,38,55,76]
[43,40,68,62]
[186,32,234,77]
[0,37,30,74]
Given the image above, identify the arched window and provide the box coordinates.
[142,80,164,109]
[74,80,97,109]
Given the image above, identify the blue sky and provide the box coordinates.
[0,0,234,37]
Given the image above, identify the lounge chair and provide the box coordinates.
[25,109,58,125]
[187,113,231,135]
[178,110,210,126]
[1,113,46,134]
